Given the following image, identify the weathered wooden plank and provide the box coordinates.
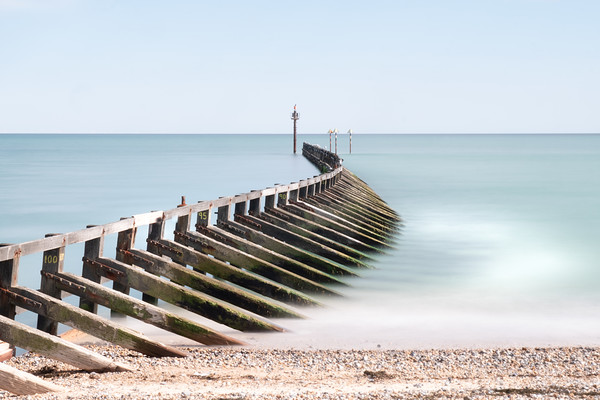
[300,196,397,234]
[254,210,374,261]
[121,248,303,319]
[0,314,132,372]
[174,231,340,296]
[219,219,361,276]
[10,286,187,358]
[291,199,398,245]
[89,257,283,332]
[282,204,392,248]
[0,362,63,395]
[149,239,319,307]
[324,184,399,223]
[264,207,382,254]
[335,173,400,219]
[241,211,372,267]
[52,272,245,345]
[199,225,348,285]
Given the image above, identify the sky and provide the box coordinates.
[0,0,598,134]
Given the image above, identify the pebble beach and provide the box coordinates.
[3,345,600,399]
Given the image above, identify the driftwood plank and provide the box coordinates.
[0,314,132,372]
[0,362,63,395]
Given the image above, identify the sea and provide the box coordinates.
[1,133,599,350]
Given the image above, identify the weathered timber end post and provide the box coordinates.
[249,192,261,215]
[217,204,230,223]
[0,249,18,320]
[308,182,316,197]
[299,186,307,199]
[37,234,65,334]
[144,218,165,305]
[291,105,299,154]
[264,193,275,209]
[277,190,288,207]
[289,188,299,202]
[80,227,103,314]
[175,209,191,234]
[234,200,247,216]
[0,245,18,356]
[112,222,136,317]
[196,205,211,228]
[313,176,322,194]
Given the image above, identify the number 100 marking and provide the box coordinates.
[44,255,59,264]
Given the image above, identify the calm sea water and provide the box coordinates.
[1,133,599,349]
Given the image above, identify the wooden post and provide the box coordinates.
[313,176,322,194]
[299,186,307,199]
[0,245,17,357]
[289,189,299,202]
[37,234,65,334]
[308,183,315,197]
[175,211,191,234]
[79,226,103,314]
[277,191,288,207]
[234,200,247,216]
[196,206,211,228]
[264,193,275,209]
[249,194,261,215]
[217,204,230,223]
[112,222,136,317]
[144,218,165,305]
[0,245,18,320]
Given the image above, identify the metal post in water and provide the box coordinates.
[334,128,338,154]
[291,105,299,154]
[348,129,352,154]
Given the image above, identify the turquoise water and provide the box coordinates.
[1,133,599,348]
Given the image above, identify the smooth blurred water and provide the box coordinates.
[2,133,600,348]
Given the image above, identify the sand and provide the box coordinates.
[2,345,600,399]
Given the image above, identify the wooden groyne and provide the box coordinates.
[0,142,400,395]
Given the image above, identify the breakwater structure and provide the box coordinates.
[0,143,400,395]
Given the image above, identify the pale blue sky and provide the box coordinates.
[1,0,598,134]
